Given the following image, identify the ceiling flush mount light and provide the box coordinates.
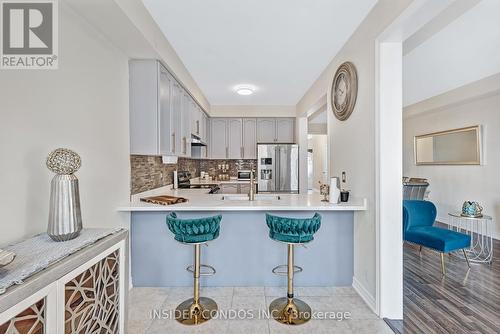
[234,84,256,96]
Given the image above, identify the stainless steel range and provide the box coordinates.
[257,144,298,193]
[177,171,220,193]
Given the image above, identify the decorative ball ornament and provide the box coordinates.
[331,61,358,121]
[46,148,81,175]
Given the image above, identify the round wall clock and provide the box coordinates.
[331,61,358,121]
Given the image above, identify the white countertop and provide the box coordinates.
[118,186,367,212]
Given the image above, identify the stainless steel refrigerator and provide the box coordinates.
[257,144,299,193]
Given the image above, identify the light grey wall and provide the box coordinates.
[131,211,354,287]
[0,4,130,246]
[404,93,500,240]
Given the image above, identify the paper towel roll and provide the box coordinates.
[329,177,340,204]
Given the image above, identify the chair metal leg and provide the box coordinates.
[440,253,446,276]
[175,244,217,325]
[463,249,471,269]
[269,244,311,325]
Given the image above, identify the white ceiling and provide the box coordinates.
[403,0,500,106]
[143,0,377,105]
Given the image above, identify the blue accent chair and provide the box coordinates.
[403,200,471,275]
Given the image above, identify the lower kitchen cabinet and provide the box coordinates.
[220,184,239,194]
[220,183,252,194]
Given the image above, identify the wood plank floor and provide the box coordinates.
[403,240,500,334]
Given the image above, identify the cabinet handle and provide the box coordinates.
[183,137,187,154]
[196,120,200,135]
[241,146,244,158]
[226,147,228,159]
[172,133,175,153]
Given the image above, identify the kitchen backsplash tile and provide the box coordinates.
[130,155,256,194]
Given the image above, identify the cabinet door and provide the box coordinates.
[227,118,243,159]
[171,82,183,155]
[221,184,238,194]
[158,67,174,155]
[242,118,257,159]
[211,119,227,159]
[276,118,295,143]
[129,60,159,155]
[203,115,210,158]
[181,93,191,157]
[239,184,250,195]
[257,118,276,143]
[200,112,207,142]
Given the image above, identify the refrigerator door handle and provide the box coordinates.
[276,146,281,191]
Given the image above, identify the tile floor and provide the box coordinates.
[127,287,393,334]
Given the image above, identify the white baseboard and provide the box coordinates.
[352,276,377,315]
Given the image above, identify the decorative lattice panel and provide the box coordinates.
[0,299,45,334]
[64,250,119,334]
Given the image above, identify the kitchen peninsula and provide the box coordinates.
[118,186,366,288]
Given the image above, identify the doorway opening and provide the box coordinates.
[307,106,328,193]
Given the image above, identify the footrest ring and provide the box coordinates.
[186,264,216,276]
[272,264,303,276]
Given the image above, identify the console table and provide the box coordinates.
[0,229,128,334]
[448,212,493,264]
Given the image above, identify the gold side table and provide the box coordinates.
[448,212,493,264]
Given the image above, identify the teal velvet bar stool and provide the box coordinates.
[166,212,222,325]
[266,213,321,325]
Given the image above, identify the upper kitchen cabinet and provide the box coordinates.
[210,118,228,159]
[130,59,204,158]
[210,118,245,159]
[181,92,192,157]
[256,118,276,143]
[276,118,295,143]
[242,118,257,159]
[130,59,176,156]
[227,118,243,159]
[257,118,295,143]
[190,102,201,137]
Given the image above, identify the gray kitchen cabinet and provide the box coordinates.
[202,114,210,158]
[158,68,174,155]
[200,112,207,142]
[242,118,257,159]
[228,118,243,159]
[257,118,295,143]
[130,60,177,156]
[191,102,202,137]
[276,118,295,143]
[220,184,239,194]
[239,184,251,195]
[181,92,191,157]
[257,118,276,143]
[171,80,183,156]
[210,118,228,159]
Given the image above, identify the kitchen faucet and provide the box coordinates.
[249,168,255,201]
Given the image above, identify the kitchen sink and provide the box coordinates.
[222,194,281,201]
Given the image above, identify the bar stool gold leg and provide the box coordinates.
[175,244,218,325]
[269,244,312,325]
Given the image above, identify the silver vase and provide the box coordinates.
[47,174,82,241]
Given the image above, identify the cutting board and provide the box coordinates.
[140,195,188,206]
